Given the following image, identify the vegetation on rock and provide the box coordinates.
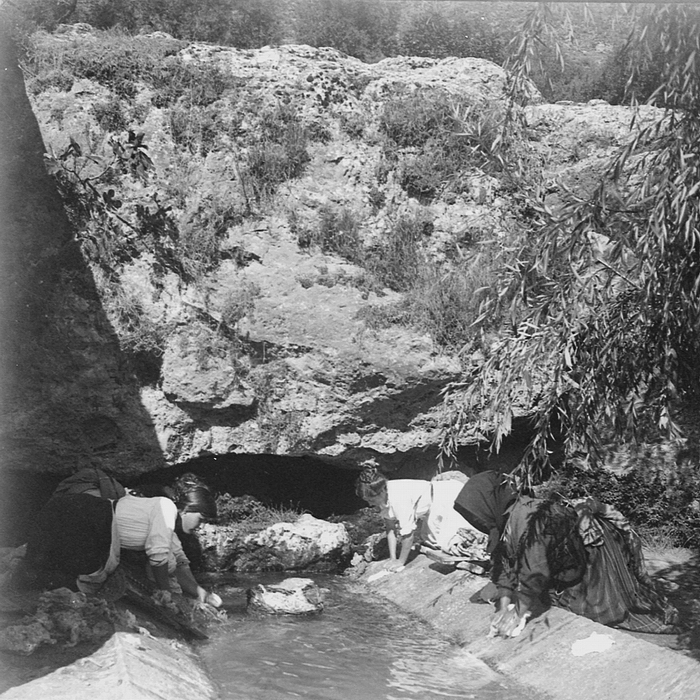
[5,0,662,102]
[3,0,700,547]
[440,3,700,546]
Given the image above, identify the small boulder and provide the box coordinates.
[0,621,53,655]
[206,514,352,573]
[0,587,115,654]
[246,577,325,615]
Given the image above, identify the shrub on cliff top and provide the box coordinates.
[360,234,507,351]
[365,209,431,293]
[379,91,455,149]
[243,103,312,202]
[16,0,284,47]
[23,29,184,99]
[398,6,506,64]
[24,30,238,106]
[295,0,399,63]
[379,90,509,201]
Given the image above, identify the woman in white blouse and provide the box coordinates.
[355,462,480,572]
[23,471,221,607]
[116,474,222,607]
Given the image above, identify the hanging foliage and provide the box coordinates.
[441,3,700,486]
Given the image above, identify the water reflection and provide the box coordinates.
[198,577,532,700]
[387,650,498,699]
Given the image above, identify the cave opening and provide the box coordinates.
[129,454,366,520]
[0,455,366,548]
[0,417,555,548]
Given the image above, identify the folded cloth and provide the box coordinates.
[451,527,489,560]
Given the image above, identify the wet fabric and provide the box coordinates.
[451,527,490,561]
[453,471,516,554]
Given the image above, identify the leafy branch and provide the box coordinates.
[441,3,700,484]
[45,130,187,275]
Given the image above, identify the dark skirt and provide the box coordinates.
[25,493,114,590]
[553,517,677,633]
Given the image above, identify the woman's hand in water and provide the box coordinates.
[490,604,529,638]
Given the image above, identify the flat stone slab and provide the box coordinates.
[0,631,217,699]
[361,554,700,700]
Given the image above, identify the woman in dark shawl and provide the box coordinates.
[454,471,678,638]
[453,470,516,556]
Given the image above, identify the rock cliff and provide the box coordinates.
[2,26,654,485]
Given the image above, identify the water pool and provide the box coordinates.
[198,576,536,700]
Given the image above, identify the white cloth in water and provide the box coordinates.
[571,632,615,656]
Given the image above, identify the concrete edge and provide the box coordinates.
[359,554,700,700]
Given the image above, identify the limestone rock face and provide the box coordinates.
[3,27,656,482]
[198,514,351,572]
[0,32,165,483]
[246,577,325,615]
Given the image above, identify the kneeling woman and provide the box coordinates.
[355,462,485,572]
[24,471,221,607]
[116,474,221,607]
[454,471,678,637]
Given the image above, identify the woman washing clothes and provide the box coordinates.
[117,473,222,607]
[453,470,678,638]
[355,461,486,572]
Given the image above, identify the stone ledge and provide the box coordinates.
[0,631,217,700]
[360,554,700,700]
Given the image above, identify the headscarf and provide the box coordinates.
[453,471,516,554]
[355,461,387,500]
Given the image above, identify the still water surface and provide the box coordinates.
[198,576,535,700]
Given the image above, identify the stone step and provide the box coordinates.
[0,632,217,700]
